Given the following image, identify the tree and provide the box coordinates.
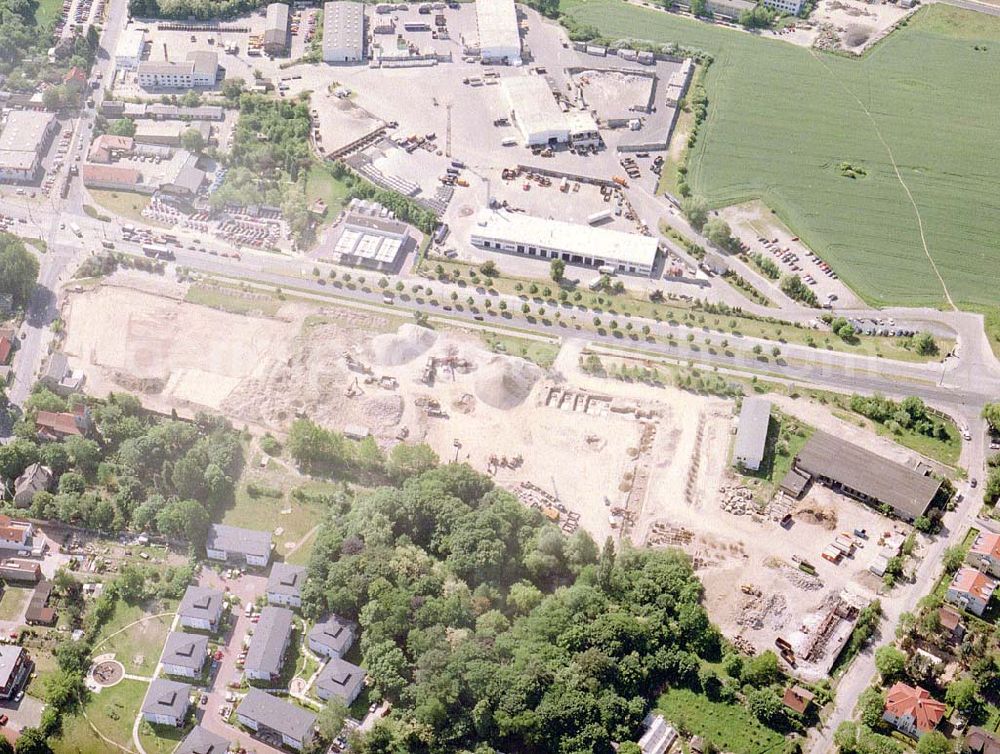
[916,731,950,754]
[746,687,785,727]
[14,728,52,754]
[690,0,708,15]
[317,698,349,740]
[550,258,565,283]
[858,686,886,728]
[983,403,1000,433]
[619,745,642,754]
[386,443,439,482]
[913,332,938,356]
[0,233,39,310]
[780,274,819,307]
[42,86,64,111]
[942,545,965,573]
[155,499,210,542]
[704,218,732,249]
[742,651,780,687]
[945,676,979,715]
[874,645,907,683]
[180,127,206,154]
[682,195,710,230]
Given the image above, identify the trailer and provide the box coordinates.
[587,210,612,225]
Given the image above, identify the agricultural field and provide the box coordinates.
[562,0,1000,309]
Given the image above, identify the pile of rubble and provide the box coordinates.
[719,485,757,516]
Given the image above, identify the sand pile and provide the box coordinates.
[474,356,541,409]
[360,394,405,431]
[372,325,438,366]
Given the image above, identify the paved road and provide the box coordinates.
[937,0,1000,15]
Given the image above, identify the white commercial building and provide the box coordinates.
[471,209,658,276]
[476,0,521,64]
[501,76,599,147]
[115,28,146,70]
[322,2,365,63]
[763,0,803,13]
[137,51,219,89]
[732,397,771,471]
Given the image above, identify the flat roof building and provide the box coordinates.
[137,51,218,90]
[0,110,57,182]
[790,431,942,521]
[333,212,409,271]
[733,398,771,471]
[206,524,272,566]
[501,76,600,147]
[0,646,31,701]
[476,0,521,64]
[264,3,291,56]
[115,28,146,70]
[236,689,316,751]
[763,0,804,13]
[322,2,365,63]
[704,0,755,18]
[472,209,658,276]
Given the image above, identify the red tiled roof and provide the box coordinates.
[0,336,10,364]
[971,532,1000,561]
[35,410,83,437]
[81,163,141,185]
[939,606,962,631]
[951,567,998,600]
[884,682,946,733]
[782,686,815,714]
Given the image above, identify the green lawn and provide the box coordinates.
[224,460,326,561]
[304,163,352,224]
[33,0,64,29]
[139,720,192,754]
[0,586,33,622]
[185,283,283,316]
[89,190,162,228]
[738,409,814,500]
[832,408,962,467]
[479,331,560,368]
[656,687,785,754]
[53,679,148,754]
[93,601,174,677]
[561,0,1000,309]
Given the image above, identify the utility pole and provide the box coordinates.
[445,103,452,159]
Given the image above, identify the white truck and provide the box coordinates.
[69,222,82,237]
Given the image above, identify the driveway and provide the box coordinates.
[0,692,44,737]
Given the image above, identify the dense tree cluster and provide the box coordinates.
[1,390,241,541]
[328,161,438,235]
[0,232,39,311]
[779,274,818,307]
[849,394,952,442]
[299,460,731,754]
[128,0,267,20]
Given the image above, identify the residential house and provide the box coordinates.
[63,66,87,90]
[205,524,272,567]
[883,682,946,738]
[967,531,1000,578]
[245,606,293,682]
[0,646,32,700]
[307,616,355,659]
[25,581,55,625]
[177,586,224,632]
[159,632,209,678]
[938,606,966,644]
[314,657,365,705]
[236,689,316,751]
[0,516,33,553]
[782,685,816,715]
[35,404,93,442]
[966,727,1000,754]
[176,725,231,754]
[141,679,191,727]
[41,352,85,395]
[13,463,52,508]
[266,563,306,608]
[946,567,998,617]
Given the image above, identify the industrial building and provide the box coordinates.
[782,431,942,522]
[0,110,57,182]
[471,209,658,275]
[322,2,365,63]
[137,51,219,89]
[475,0,521,64]
[501,76,600,147]
[763,0,804,13]
[732,397,771,471]
[333,207,409,271]
[264,3,291,56]
[115,28,146,70]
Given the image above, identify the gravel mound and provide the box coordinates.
[474,356,541,409]
[372,324,438,366]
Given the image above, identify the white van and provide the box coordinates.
[501,137,517,147]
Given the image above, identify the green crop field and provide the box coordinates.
[561,0,1000,309]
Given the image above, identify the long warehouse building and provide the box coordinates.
[471,209,658,275]
[476,0,521,64]
[263,3,291,56]
[501,76,599,147]
[322,1,366,63]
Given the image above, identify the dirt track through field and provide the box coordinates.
[808,49,956,310]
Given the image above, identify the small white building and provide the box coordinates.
[266,563,307,608]
[307,616,355,659]
[137,51,219,89]
[206,524,272,567]
[763,0,803,13]
[322,2,365,63]
[141,679,191,727]
[733,398,771,471]
[471,209,658,276]
[237,689,316,752]
[475,0,521,64]
[159,632,209,678]
[501,76,600,147]
[946,567,997,617]
[177,586,225,632]
[115,28,147,70]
